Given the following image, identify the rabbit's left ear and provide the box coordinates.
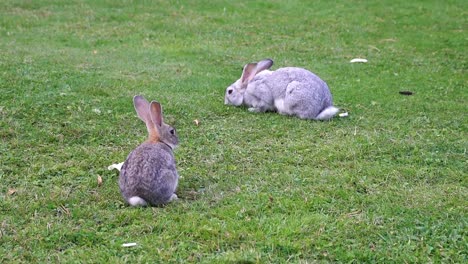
[240,63,258,87]
[133,95,151,123]
[256,59,273,72]
[134,95,155,136]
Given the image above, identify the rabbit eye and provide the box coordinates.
[228,89,233,95]
[170,129,175,135]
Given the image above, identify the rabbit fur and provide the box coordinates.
[224,59,339,120]
[119,95,179,206]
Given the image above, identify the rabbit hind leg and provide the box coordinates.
[284,82,316,119]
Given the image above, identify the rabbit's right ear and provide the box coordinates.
[149,101,163,128]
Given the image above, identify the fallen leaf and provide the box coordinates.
[7,189,17,195]
[93,50,98,54]
[350,58,368,63]
[97,175,103,186]
[108,162,124,171]
[194,119,200,126]
[399,91,414,95]
[122,242,137,247]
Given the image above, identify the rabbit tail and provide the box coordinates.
[316,106,339,120]
[128,196,148,206]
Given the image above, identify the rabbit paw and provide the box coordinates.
[248,107,261,112]
[169,194,178,201]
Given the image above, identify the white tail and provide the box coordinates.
[316,106,339,120]
[128,196,148,206]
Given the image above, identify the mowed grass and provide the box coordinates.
[0,0,466,262]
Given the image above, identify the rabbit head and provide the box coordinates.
[133,95,178,149]
[224,59,274,106]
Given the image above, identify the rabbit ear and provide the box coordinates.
[240,59,274,87]
[133,95,151,122]
[240,63,258,87]
[149,101,163,128]
[133,95,153,133]
[257,59,273,72]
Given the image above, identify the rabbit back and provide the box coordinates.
[255,67,335,119]
[119,142,178,206]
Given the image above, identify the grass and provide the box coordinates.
[0,0,466,262]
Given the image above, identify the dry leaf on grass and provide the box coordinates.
[108,162,124,171]
[122,242,137,247]
[193,119,200,126]
[7,189,17,195]
[97,175,103,186]
[350,58,368,63]
[399,91,414,95]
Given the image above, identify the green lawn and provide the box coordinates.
[1,0,466,262]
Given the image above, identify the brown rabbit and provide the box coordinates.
[119,95,179,206]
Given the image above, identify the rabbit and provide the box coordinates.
[119,95,179,206]
[224,59,339,120]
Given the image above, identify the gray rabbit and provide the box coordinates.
[224,59,339,120]
[119,95,179,206]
